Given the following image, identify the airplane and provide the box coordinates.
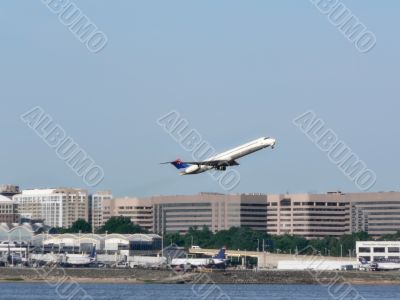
[170,247,229,269]
[2,242,25,265]
[61,245,97,267]
[211,247,229,266]
[162,137,276,175]
[370,258,400,271]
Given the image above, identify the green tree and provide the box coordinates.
[96,216,147,234]
[379,231,400,241]
[68,219,92,233]
[163,232,185,247]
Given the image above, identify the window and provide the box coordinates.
[388,247,400,253]
[373,256,385,261]
[359,256,371,262]
[373,247,385,253]
[358,247,371,253]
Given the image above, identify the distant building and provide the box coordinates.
[356,241,400,262]
[92,193,267,234]
[266,191,400,239]
[0,195,19,223]
[0,185,20,199]
[151,193,267,234]
[0,222,48,242]
[347,192,400,237]
[13,189,88,228]
[99,193,266,234]
[89,191,113,231]
[103,197,153,232]
[21,187,400,239]
[109,191,400,238]
[41,233,162,255]
[266,192,350,239]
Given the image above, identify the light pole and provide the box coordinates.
[340,244,343,257]
[161,234,164,258]
[79,230,81,253]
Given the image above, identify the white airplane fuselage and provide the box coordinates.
[182,137,276,175]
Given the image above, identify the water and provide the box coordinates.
[0,283,399,299]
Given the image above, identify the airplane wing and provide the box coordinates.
[175,160,240,167]
[160,159,239,167]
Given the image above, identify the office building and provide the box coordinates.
[149,193,267,234]
[347,192,400,237]
[356,241,400,262]
[89,191,113,231]
[0,195,19,223]
[103,197,153,232]
[93,193,267,234]
[266,192,350,239]
[13,189,88,228]
[267,191,400,239]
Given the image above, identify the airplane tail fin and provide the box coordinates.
[90,245,97,259]
[359,257,367,265]
[213,247,226,259]
[170,159,191,170]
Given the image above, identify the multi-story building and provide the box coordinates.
[266,192,350,239]
[149,193,267,234]
[347,192,400,238]
[356,241,400,262]
[74,190,400,239]
[0,195,19,223]
[13,189,88,228]
[89,191,113,231]
[106,197,153,232]
[95,196,153,232]
[268,191,400,239]
[92,193,267,234]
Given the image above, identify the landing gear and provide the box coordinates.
[216,166,227,171]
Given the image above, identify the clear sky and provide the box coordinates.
[1,1,399,197]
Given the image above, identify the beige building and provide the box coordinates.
[266,192,350,238]
[347,192,400,237]
[90,191,400,239]
[266,191,400,239]
[151,193,267,234]
[101,197,153,232]
[13,189,88,228]
[96,193,267,234]
[0,195,19,223]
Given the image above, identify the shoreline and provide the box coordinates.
[1,268,400,285]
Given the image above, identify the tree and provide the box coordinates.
[163,232,185,247]
[69,219,92,233]
[379,231,400,241]
[96,216,147,234]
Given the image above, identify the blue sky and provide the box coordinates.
[1,1,399,196]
